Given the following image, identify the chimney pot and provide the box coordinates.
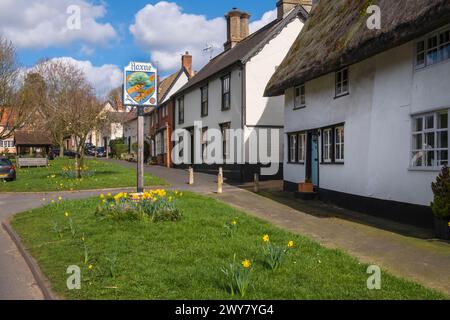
[224,9,251,51]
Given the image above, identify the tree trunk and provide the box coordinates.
[59,137,65,158]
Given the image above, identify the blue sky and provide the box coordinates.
[0,0,277,96]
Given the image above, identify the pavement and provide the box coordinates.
[0,159,449,299]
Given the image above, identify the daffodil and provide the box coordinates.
[231,220,237,226]
[58,196,62,201]
[287,241,295,248]
[65,212,69,217]
[263,234,270,243]
[88,264,93,270]
[100,194,105,199]
[242,259,251,269]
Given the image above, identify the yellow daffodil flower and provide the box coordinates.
[288,241,295,248]
[231,220,237,226]
[263,234,270,243]
[65,212,69,217]
[58,196,62,201]
[100,194,105,199]
[88,264,93,270]
[242,259,251,269]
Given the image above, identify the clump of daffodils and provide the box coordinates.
[96,189,182,222]
[262,234,295,270]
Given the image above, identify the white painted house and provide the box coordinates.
[173,1,310,181]
[265,0,450,228]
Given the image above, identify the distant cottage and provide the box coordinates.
[173,0,310,181]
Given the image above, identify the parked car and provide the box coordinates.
[96,147,106,157]
[85,146,96,156]
[65,150,80,158]
[0,157,16,181]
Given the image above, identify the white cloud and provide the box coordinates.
[130,1,226,73]
[249,9,277,33]
[0,0,116,49]
[130,2,279,74]
[48,57,122,98]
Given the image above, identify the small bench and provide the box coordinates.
[16,157,49,168]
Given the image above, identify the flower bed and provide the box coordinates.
[96,189,183,222]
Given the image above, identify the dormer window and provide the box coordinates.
[294,84,306,109]
[335,68,349,97]
[416,27,450,69]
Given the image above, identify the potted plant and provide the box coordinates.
[431,164,450,240]
[298,178,314,193]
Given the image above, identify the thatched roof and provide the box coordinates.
[176,5,309,95]
[265,0,450,96]
[14,131,52,146]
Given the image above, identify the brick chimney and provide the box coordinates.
[224,8,251,51]
[181,51,193,78]
[277,0,312,19]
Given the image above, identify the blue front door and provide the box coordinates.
[310,134,319,186]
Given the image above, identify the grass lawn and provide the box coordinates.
[11,192,446,300]
[0,158,166,192]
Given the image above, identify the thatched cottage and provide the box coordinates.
[265,0,450,228]
[173,1,310,181]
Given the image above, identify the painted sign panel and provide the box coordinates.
[123,62,158,106]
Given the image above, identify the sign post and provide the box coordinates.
[123,62,158,193]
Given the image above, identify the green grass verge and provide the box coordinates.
[0,158,166,192]
[11,192,446,300]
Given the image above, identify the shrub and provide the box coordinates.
[431,164,450,219]
[111,143,128,159]
[131,141,150,162]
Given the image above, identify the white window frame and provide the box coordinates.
[416,26,450,69]
[411,109,449,169]
[323,129,332,163]
[335,68,349,97]
[335,126,345,162]
[289,134,297,163]
[294,84,306,109]
[298,133,306,163]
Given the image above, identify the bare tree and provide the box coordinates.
[35,59,86,157]
[36,59,111,178]
[67,85,107,178]
[0,36,37,139]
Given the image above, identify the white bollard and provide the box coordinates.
[188,167,194,185]
[217,170,223,194]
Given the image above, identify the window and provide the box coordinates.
[178,96,184,124]
[220,122,231,159]
[0,140,14,148]
[298,133,306,162]
[201,85,208,117]
[289,134,297,163]
[322,129,332,162]
[335,68,349,97]
[221,75,231,110]
[412,110,448,168]
[294,84,306,109]
[335,126,345,162]
[416,27,450,69]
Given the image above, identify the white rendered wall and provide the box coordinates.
[284,39,450,206]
